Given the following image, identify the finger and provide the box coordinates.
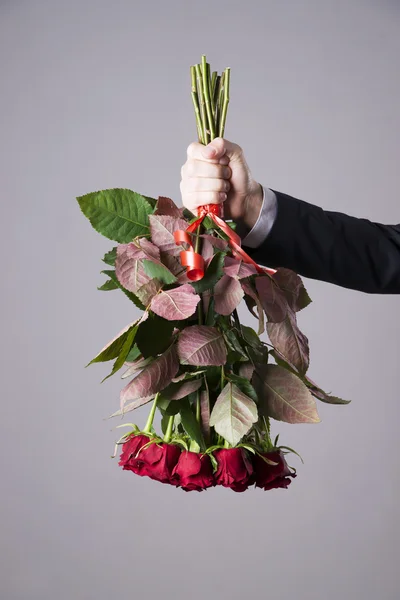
[187,139,241,164]
[184,160,231,179]
[183,190,227,209]
[184,177,230,193]
[200,137,243,162]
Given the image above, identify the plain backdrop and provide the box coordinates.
[1,1,399,599]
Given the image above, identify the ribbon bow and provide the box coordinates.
[173,204,276,281]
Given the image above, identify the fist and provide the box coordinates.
[180,137,263,231]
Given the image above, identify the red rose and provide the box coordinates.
[213,448,253,492]
[172,451,215,492]
[120,435,181,484]
[119,434,151,475]
[253,450,296,490]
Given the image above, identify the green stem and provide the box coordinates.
[220,365,225,390]
[143,393,159,433]
[196,389,201,423]
[163,415,174,443]
[191,65,204,144]
[202,56,216,140]
[195,63,209,145]
[219,67,230,138]
[223,439,231,449]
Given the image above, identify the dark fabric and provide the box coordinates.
[242,190,400,294]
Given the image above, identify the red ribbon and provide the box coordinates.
[173,204,276,282]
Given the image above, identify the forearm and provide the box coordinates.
[242,189,400,294]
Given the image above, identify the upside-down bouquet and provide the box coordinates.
[77,55,349,492]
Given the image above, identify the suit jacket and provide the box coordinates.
[243,190,400,294]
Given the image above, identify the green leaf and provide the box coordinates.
[135,314,175,358]
[209,382,258,446]
[141,194,158,209]
[77,188,153,243]
[223,329,248,360]
[227,373,259,404]
[241,325,262,348]
[205,296,217,326]
[179,398,206,451]
[142,259,177,284]
[102,247,117,266]
[97,278,118,291]
[192,252,225,293]
[102,324,139,381]
[157,397,181,415]
[101,270,145,310]
[125,344,141,362]
[87,321,138,365]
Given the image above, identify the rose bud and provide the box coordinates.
[172,451,215,492]
[136,442,181,484]
[213,447,254,492]
[253,450,296,490]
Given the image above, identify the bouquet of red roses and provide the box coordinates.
[77,56,349,492]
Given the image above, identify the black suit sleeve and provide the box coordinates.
[242,190,400,294]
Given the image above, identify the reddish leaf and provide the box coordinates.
[160,253,191,284]
[135,279,163,305]
[177,326,227,366]
[241,279,265,334]
[150,284,200,320]
[120,344,179,407]
[154,196,182,218]
[223,256,258,279]
[149,215,188,256]
[267,312,310,375]
[200,234,228,251]
[253,364,320,424]
[213,274,244,315]
[161,378,203,400]
[238,362,255,380]
[272,268,312,312]
[200,236,214,262]
[255,275,288,323]
[115,243,151,293]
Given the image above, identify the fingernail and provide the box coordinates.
[219,192,227,201]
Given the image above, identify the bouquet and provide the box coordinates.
[77,55,349,493]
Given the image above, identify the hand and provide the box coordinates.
[180,137,263,236]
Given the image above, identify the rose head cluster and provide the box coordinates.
[119,434,296,492]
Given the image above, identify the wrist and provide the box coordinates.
[236,182,264,238]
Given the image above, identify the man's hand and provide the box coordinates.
[180,137,263,236]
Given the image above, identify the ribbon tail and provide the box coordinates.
[210,214,276,276]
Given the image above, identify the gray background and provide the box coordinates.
[1,1,399,599]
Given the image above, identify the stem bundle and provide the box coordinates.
[190,55,230,144]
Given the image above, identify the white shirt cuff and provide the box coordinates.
[241,186,278,248]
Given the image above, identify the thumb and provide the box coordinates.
[201,137,243,162]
